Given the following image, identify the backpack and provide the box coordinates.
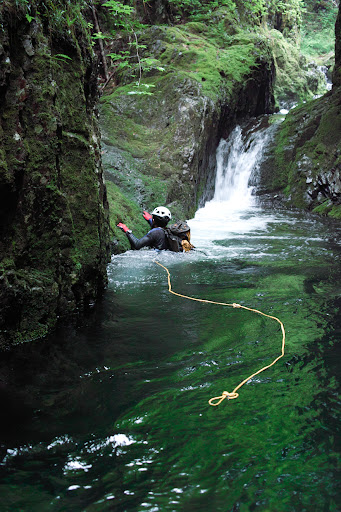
[163,221,195,252]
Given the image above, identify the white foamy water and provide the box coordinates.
[188,123,277,251]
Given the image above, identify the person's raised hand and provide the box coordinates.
[117,222,130,233]
[143,211,152,222]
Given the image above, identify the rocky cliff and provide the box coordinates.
[0,2,111,347]
[260,3,341,218]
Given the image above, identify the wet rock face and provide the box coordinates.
[260,88,341,214]
[0,5,111,347]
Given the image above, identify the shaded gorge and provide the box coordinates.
[0,119,340,511]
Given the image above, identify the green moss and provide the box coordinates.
[0,258,15,272]
[313,200,341,219]
[271,120,294,190]
[161,26,264,100]
[109,24,267,102]
[329,205,341,219]
[283,185,291,197]
[312,199,333,215]
[100,88,188,218]
[267,88,341,218]
[267,28,327,105]
[0,141,12,184]
[0,0,111,346]
[185,22,208,35]
[106,181,150,253]
[314,104,341,146]
[11,324,49,345]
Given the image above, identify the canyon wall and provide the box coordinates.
[260,3,341,218]
[0,2,111,347]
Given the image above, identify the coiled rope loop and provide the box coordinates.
[155,260,286,407]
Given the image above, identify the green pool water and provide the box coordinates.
[0,204,340,512]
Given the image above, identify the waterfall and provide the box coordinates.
[213,124,271,208]
[317,65,332,91]
[189,120,277,249]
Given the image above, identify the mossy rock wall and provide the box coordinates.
[0,2,111,347]
[260,89,341,212]
[259,4,341,218]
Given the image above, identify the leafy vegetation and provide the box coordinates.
[93,0,311,93]
[167,0,237,21]
[300,0,339,64]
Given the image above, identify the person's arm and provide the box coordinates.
[117,222,153,250]
[126,231,153,250]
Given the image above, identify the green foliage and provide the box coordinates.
[267,27,327,105]
[99,0,145,34]
[8,0,93,42]
[140,57,165,73]
[328,205,341,219]
[102,0,134,22]
[150,0,305,29]
[12,324,49,344]
[235,0,266,21]
[52,53,72,62]
[269,0,303,26]
[92,31,107,41]
[98,0,158,94]
[99,0,308,96]
[108,24,266,101]
[300,0,338,64]
[168,0,237,21]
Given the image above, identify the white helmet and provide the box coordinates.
[152,206,172,220]
[152,206,171,226]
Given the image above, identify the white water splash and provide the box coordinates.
[189,122,277,251]
[213,125,263,206]
[317,65,332,92]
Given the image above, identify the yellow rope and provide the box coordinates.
[154,260,286,406]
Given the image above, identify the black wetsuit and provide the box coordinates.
[126,227,168,250]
